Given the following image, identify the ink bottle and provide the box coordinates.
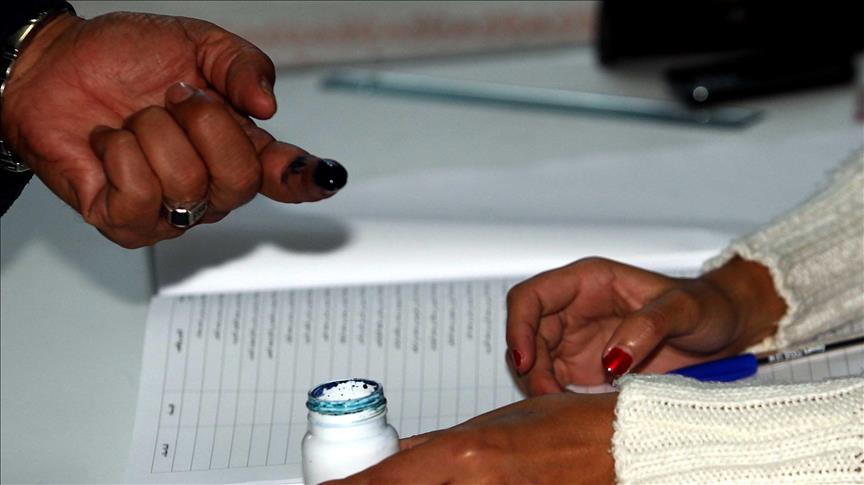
[302,378,399,484]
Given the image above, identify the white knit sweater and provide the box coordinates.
[612,150,864,484]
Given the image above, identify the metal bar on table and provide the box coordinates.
[322,69,762,128]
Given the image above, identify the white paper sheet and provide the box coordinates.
[154,219,730,296]
[129,277,527,483]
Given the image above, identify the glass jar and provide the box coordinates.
[302,378,399,484]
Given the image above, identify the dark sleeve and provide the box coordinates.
[1,1,75,37]
[0,171,33,216]
[1,0,74,217]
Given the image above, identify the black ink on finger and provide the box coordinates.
[282,154,312,184]
[288,155,311,174]
[313,158,348,192]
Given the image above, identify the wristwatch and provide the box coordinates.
[1,1,76,173]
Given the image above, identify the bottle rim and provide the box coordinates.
[306,378,387,416]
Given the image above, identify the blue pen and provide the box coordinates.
[670,335,864,382]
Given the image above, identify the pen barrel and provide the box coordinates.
[764,344,826,364]
[670,354,758,382]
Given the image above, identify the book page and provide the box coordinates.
[128,277,525,483]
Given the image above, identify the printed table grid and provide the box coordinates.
[146,279,524,474]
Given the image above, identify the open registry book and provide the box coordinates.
[126,219,863,484]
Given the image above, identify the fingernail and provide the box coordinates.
[261,77,274,96]
[511,349,523,370]
[167,82,197,104]
[602,347,632,379]
[313,158,348,192]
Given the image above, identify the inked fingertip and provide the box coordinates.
[313,159,348,192]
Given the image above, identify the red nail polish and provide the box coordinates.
[511,349,523,369]
[603,347,632,379]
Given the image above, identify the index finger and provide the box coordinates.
[505,265,585,375]
[521,333,565,395]
[199,86,349,204]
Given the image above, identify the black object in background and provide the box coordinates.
[597,0,862,104]
[666,53,856,105]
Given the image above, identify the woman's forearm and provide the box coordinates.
[700,256,787,353]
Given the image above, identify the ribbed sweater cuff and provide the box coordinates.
[703,150,864,350]
[612,374,864,484]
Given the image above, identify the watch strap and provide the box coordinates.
[1,1,76,41]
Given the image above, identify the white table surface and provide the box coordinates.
[2,37,861,484]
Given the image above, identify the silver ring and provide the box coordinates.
[163,199,208,229]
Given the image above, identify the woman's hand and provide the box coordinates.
[506,256,787,395]
[1,12,346,247]
[327,392,617,485]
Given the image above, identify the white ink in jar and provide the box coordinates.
[301,378,399,484]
